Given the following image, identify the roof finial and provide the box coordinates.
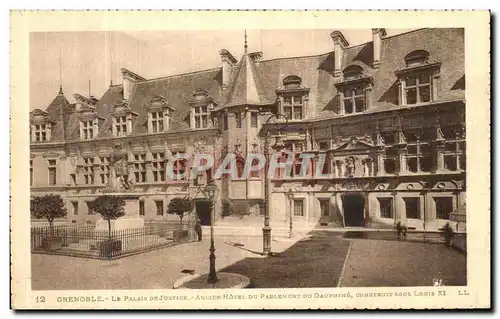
[58,84,63,95]
[110,79,113,87]
[244,29,248,53]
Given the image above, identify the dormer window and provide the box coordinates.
[33,124,50,142]
[343,86,365,114]
[80,120,96,140]
[335,66,373,115]
[30,109,55,142]
[111,101,137,137]
[188,89,216,129]
[115,116,127,137]
[74,96,103,140]
[276,75,310,121]
[395,50,441,106]
[194,105,209,129]
[145,95,174,133]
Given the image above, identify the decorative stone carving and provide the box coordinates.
[345,156,356,177]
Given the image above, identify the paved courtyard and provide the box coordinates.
[31,231,466,290]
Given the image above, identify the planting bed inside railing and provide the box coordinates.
[98,239,122,258]
[173,230,189,243]
[41,237,64,251]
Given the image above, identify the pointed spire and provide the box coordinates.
[244,29,248,53]
[58,85,63,95]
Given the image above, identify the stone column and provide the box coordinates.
[397,149,407,174]
[376,150,385,176]
[435,142,446,172]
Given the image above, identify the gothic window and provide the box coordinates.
[48,159,57,185]
[114,116,127,137]
[133,153,147,183]
[406,133,433,173]
[83,157,95,185]
[396,50,440,106]
[99,156,110,184]
[152,152,166,182]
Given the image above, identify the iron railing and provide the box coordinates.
[31,220,196,259]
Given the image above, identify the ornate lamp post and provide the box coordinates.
[259,113,288,255]
[200,179,219,284]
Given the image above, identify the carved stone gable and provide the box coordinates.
[335,136,374,151]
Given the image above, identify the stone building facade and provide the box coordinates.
[30,28,466,230]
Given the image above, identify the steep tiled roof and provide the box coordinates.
[44,91,74,142]
[128,68,222,134]
[40,28,464,141]
[221,53,267,107]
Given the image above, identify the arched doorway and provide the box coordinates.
[342,194,365,226]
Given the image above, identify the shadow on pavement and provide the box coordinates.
[219,231,351,288]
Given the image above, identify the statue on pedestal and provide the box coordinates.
[107,147,133,191]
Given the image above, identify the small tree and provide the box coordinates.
[30,195,67,236]
[167,197,193,223]
[88,195,126,239]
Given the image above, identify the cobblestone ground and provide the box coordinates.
[339,239,467,287]
[31,232,466,290]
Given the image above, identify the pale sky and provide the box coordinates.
[30,29,414,110]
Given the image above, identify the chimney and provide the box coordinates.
[219,49,237,90]
[120,68,146,101]
[330,31,349,78]
[372,28,387,69]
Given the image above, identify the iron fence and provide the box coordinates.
[31,220,196,259]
